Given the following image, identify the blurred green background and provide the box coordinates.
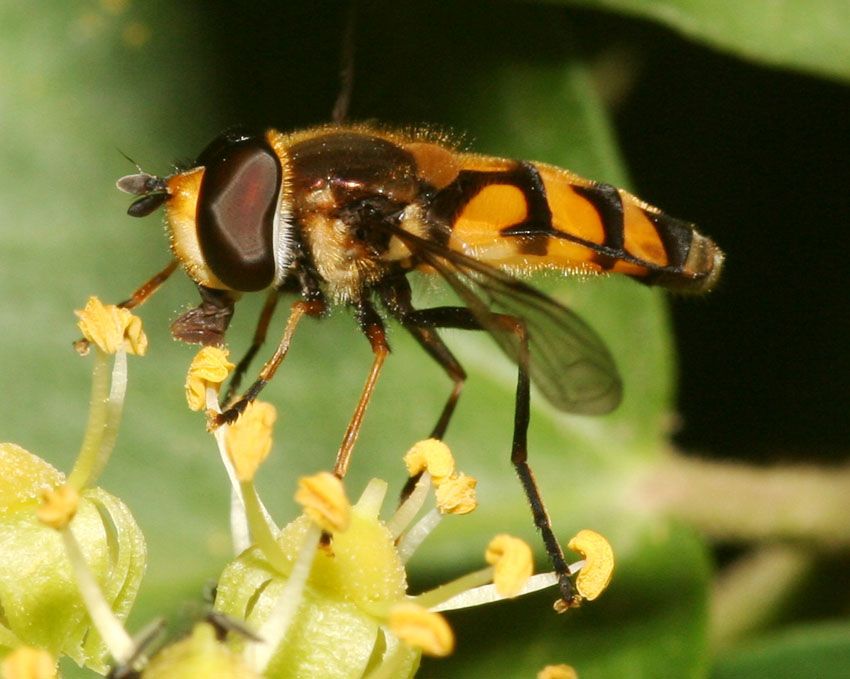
[1,1,849,678]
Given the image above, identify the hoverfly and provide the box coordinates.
[114,123,723,608]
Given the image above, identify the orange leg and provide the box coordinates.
[223,290,280,404]
[75,259,179,355]
[118,259,180,309]
[334,323,389,479]
[214,299,324,426]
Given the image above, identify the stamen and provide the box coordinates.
[241,480,290,575]
[122,315,147,356]
[353,477,389,517]
[68,341,129,490]
[245,522,323,673]
[430,572,561,612]
[225,401,276,482]
[485,534,533,598]
[421,559,581,613]
[294,472,350,533]
[403,439,454,483]
[434,473,477,515]
[53,519,135,665]
[386,472,431,540]
[413,567,496,611]
[394,470,477,560]
[206,388,276,556]
[37,485,79,529]
[75,297,147,356]
[567,530,614,601]
[387,602,454,657]
[396,507,442,563]
[69,349,109,489]
[185,347,234,411]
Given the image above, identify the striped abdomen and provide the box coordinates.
[424,154,723,293]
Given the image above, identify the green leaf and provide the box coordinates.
[558,0,850,82]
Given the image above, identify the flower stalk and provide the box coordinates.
[69,296,146,489]
[639,453,850,544]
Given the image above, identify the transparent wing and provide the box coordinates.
[395,230,622,415]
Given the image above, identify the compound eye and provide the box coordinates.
[196,133,281,291]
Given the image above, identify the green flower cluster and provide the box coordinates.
[0,299,610,679]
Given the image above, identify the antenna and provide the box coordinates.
[331,1,357,124]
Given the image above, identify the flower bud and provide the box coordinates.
[142,623,259,679]
[215,493,416,679]
[0,444,146,672]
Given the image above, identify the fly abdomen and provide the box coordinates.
[430,154,724,292]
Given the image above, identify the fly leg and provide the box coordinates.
[117,259,180,310]
[223,290,280,404]
[334,298,389,479]
[380,279,470,442]
[380,280,469,500]
[500,313,580,610]
[74,259,179,355]
[381,278,578,608]
[213,299,325,427]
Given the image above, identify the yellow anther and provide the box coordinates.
[184,347,234,411]
[123,313,147,356]
[567,529,614,601]
[1,647,56,679]
[36,484,79,529]
[403,439,454,483]
[75,296,148,356]
[485,534,534,598]
[538,664,578,679]
[434,472,478,515]
[388,602,454,657]
[225,401,277,482]
[294,472,350,533]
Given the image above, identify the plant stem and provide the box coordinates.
[710,544,813,648]
[639,454,850,545]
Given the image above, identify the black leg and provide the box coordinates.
[380,279,473,441]
[505,317,579,609]
[381,277,578,607]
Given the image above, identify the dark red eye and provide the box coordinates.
[196,131,281,291]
